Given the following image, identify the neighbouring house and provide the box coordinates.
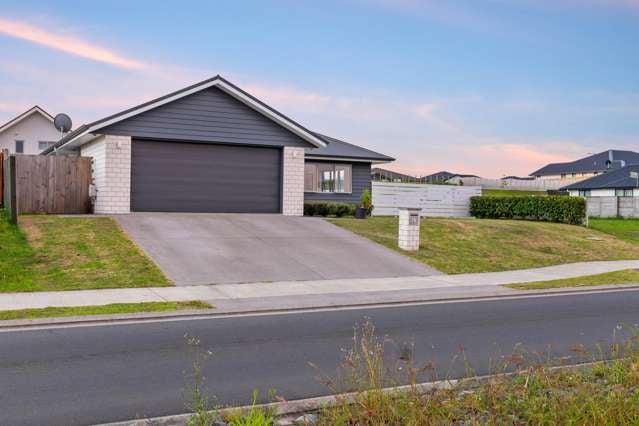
[422,171,455,184]
[43,75,393,215]
[371,167,420,183]
[562,164,639,197]
[445,174,480,185]
[501,175,535,181]
[0,106,61,154]
[530,150,639,182]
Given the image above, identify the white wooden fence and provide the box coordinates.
[448,176,582,191]
[587,196,639,218]
[372,182,481,217]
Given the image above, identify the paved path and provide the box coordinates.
[2,290,639,425]
[1,260,638,311]
[115,213,438,285]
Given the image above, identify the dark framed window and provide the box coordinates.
[304,163,352,193]
[615,189,633,197]
[15,140,24,154]
[578,190,591,197]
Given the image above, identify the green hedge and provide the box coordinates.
[304,202,356,217]
[470,196,586,225]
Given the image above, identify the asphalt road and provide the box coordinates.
[2,290,639,426]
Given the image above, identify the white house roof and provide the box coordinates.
[0,106,54,134]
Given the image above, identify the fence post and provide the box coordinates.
[9,155,17,225]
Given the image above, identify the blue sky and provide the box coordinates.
[0,0,637,176]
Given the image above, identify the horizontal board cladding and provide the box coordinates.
[131,139,281,213]
[371,182,481,217]
[304,161,371,204]
[100,87,312,148]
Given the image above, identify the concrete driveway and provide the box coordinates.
[115,213,439,285]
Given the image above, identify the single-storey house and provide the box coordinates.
[0,106,61,154]
[562,164,639,197]
[530,150,639,182]
[42,75,393,215]
[371,167,419,183]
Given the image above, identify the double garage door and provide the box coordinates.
[131,139,282,213]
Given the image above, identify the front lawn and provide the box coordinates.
[589,218,639,244]
[504,269,639,290]
[0,301,211,321]
[0,212,170,292]
[328,217,639,274]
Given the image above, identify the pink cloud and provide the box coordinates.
[0,16,148,70]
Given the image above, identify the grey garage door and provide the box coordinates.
[131,139,281,213]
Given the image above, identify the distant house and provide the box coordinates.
[422,171,456,184]
[562,164,639,197]
[530,150,639,182]
[0,106,61,155]
[501,175,535,181]
[445,174,480,185]
[371,167,419,183]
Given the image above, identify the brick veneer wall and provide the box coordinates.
[81,135,131,214]
[282,146,305,216]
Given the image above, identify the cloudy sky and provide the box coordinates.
[0,0,637,177]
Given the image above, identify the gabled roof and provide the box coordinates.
[0,106,54,134]
[530,150,639,177]
[422,171,455,180]
[562,164,639,190]
[306,133,394,163]
[43,75,328,154]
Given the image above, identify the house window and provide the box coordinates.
[615,189,633,197]
[304,163,352,193]
[38,141,56,151]
[578,190,591,197]
[15,140,24,154]
[560,173,567,179]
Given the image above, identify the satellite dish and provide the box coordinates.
[53,113,72,133]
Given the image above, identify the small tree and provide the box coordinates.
[360,189,372,210]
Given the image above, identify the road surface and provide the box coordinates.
[1,289,638,425]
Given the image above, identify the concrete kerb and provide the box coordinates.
[1,284,639,331]
[96,361,605,426]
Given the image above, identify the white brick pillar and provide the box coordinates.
[398,207,421,251]
[81,135,131,214]
[282,146,305,216]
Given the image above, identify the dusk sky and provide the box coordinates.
[0,0,637,177]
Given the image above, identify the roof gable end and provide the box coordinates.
[0,106,54,134]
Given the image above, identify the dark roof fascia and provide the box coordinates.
[0,105,54,134]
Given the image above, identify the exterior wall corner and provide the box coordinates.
[282,146,305,216]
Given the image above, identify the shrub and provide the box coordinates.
[470,195,586,225]
[304,202,356,217]
[360,189,372,210]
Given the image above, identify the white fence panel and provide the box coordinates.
[372,182,481,217]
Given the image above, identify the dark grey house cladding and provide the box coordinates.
[304,161,372,204]
[303,134,394,204]
[99,87,311,148]
[43,75,393,214]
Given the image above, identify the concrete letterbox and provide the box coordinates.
[398,207,421,251]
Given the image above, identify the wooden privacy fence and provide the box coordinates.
[372,182,482,217]
[4,154,92,217]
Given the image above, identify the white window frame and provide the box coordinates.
[38,141,56,151]
[304,162,352,194]
[615,189,633,197]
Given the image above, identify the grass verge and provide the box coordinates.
[0,301,211,321]
[328,217,639,274]
[0,211,170,292]
[589,218,639,244]
[504,268,639,290]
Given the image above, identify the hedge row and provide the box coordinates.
[470,196,586,225]
[304,202,356,217]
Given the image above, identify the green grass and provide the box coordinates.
[0,301,212,321]
[482,188,547,197]
[0,211,170,292]
[504,269,639,290]
[328,217,639,274]
[589,218,639,244]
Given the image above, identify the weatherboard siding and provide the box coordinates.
[99,87,312,148]
[304,161,371,204]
